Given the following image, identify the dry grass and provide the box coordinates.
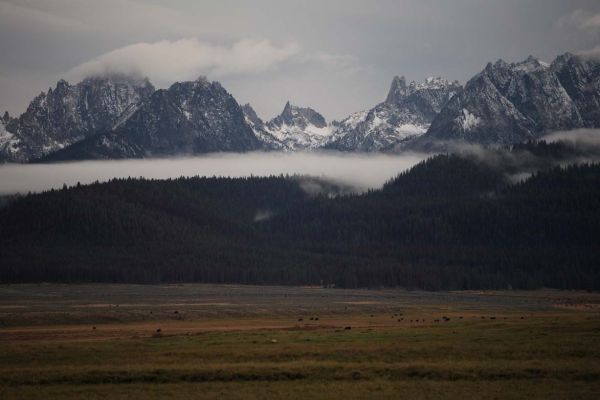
[1,284,599,399]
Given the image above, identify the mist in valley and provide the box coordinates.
[0,151,427,195]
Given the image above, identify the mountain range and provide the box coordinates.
[413,54,597,149]
[1,51,599,162]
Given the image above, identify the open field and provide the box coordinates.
[1,284,599,399]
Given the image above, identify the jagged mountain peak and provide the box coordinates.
[416,52,591,149]
[0,73,157,162]
[328,74,461,152]
[255,102,331,151]
[40,75,262,161]
[241,103,263,127]
[386,75,460,105]
[487,55,550,75]
[3,50,599,162]
[551,51,600,127]
[79,73,154,88]
[513,55,550,72]
[169,76,214,91]
[273,101,327,129]
[385,76,408,103]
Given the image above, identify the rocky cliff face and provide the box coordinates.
[242,101,333,151]
[3,52,599,161]
[551,52,600,128]
[41,77,262,160]
[326,76,461,151]
[1,74,154,162]
[241,103,284,150]
[265,102,332,150]
[419,55,591,147]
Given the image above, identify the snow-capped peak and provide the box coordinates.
[513,55,550,72]
[413,76,460,90]
[274,101,328,130]
[385,76,408,104]
[386,75,460,105]
[256,102,333,150]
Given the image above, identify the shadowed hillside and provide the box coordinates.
[1,141,599,289]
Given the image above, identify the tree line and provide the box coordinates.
[1,141,599,290]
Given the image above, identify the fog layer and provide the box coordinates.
[0,151,427,195]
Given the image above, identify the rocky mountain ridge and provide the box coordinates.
[325,75,461,151]
[40,77,262,161]
[0,74,155,162]
[2,51,599,161]
[415,54,598,148]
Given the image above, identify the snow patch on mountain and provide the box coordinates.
[457,109,481,132]
[0,121,20,157]
[243,102,334,151]
[416,53,593,147]
[326,75,461,151]
[0,74,155,162]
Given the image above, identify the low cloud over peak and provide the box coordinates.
[66,38,302,86]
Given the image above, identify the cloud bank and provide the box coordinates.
[543,128,600,146]
[0,151,427,195]
[67,38,301,85]
[445,129,600,183]
[559,9,600,32]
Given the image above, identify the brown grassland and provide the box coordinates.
[0,284,599,399]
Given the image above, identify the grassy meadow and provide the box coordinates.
[0,284,599,399]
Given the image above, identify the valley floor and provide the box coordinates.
[0,284,599,399]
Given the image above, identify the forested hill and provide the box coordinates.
[1,142,599,290]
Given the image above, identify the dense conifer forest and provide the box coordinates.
[1,141,599,290]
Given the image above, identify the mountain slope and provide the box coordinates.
[326,76,461,151]
[1,75,155,162]
[41,77,262,160]
[267,101,332,150]
[2,142,599,289]
[418,55,589,147]
[241,103,283,150]
[551,52,600,127]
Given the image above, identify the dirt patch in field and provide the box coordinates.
[555,303,600,310]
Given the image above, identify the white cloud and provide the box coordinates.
[309,52,361,73]
[0,152,428,195]
[576,46,600,61]
[543,129,600,146]
[66,38,302,86]
[558,9,600,32]
[0,1,86,32]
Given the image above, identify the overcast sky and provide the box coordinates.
[1,0,600,121]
